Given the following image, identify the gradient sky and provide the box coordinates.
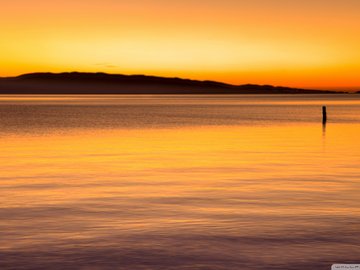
[1,0,360,89]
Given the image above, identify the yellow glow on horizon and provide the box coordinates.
[1,0,360,89]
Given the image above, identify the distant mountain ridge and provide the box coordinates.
[0,72,341,94]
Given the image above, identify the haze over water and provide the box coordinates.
[0,94,359,269]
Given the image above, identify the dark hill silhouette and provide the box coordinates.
[0,72,341,94]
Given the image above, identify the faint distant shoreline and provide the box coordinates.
[0,72,349,94]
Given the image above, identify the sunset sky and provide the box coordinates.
[1,0,360,90]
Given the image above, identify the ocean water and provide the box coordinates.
[0,94,359,270]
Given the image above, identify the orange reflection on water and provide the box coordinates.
[1,123,359,206]
[1,123,360,268]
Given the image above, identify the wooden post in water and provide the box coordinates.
[322,106,327,124]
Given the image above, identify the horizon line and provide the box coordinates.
[1,71,359,92]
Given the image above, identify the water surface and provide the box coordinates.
[0,94,359,269]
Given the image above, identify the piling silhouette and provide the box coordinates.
[322,106,327,124]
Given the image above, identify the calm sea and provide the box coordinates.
[0,94,359,270]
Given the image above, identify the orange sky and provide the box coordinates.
[1,0,360,90]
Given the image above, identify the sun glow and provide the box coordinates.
[1,0,360,89]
